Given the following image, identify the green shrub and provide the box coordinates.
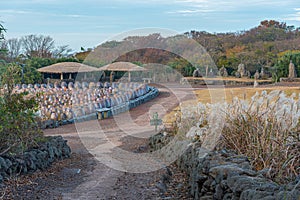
[0,65,42,155]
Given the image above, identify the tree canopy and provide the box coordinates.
[75,20,300,78]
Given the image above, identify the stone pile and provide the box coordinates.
[236,63,251,78]
[149,133,300,200]
[0,136,71,183]
[218,66,228,77]
[178,147,300,200]
[254,70,260,80]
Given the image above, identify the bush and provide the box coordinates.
[0,65,42,155]
[181,90,300,183]
[274,50,300,80]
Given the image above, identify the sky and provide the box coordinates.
[1,0,300,51]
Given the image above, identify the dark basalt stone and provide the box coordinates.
[0,136,71,183]
[149,132,300,200]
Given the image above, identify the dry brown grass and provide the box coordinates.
[219,90,300,182]
[183,76,273,83]
[163,86,300,124]
[195,86,300,103]
[164,86,300,183]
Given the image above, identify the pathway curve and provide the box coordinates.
[47,83,195,199]
[1,83,197,199]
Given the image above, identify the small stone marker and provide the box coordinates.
[150,112,162,132]
[237,63,246,77]
[218,66,228,77]
[288,60,297,78]
[254,70,260,80]
[193,68,202,77]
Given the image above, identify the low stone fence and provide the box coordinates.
[149,133,300,200]
[0,136,71,182]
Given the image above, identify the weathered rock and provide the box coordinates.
[260,67,265,78]
[199,195,213,200]
[240,190,276,200]
[156,181,167,193]
[193,68,203,77]
[235,71,241,78]
[254,70,260,79]
[277,189,300,200]
[5,159,12,171]
[289,60,297,78]
[213,184,223,199]
[0,136,71,183]
[208,69,215,77]
[237,63,246,77]
[209,164,257,183]
[149,133,300,200]
[218,66,228,77]
[245,70,251,78]
[0,157,8,171]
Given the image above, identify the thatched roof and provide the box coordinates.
[37,62,99,73]
[98,62,147,72]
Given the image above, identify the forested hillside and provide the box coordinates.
[186,20,300,75]
[77,20,300,78]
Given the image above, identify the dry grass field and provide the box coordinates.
[163,86,300,124]
[163,85,300,182]
[184,76,273,83]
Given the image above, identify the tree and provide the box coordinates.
[0,65,42,155]
[52,45,72,58]
[0,23,5,41]
[21,34,55,58]
[1,38,22,62]
[0,22,7,61]
[167,58,194,77]
[259,20,286,29]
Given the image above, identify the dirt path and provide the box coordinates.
[3,83,296,199]
[53,84,195,199]
[1,83,196,199]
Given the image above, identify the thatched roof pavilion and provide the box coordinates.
[38,62,99,81]
[98,62,146,72]
[98,62,146,81]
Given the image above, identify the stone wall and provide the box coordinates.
[0,136,71,182]
[149,133,300,200]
